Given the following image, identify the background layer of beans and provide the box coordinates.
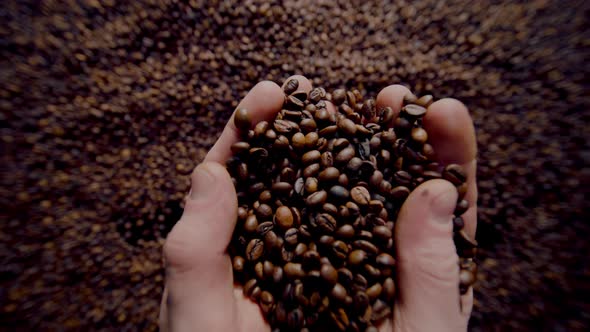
[1,0,588,330]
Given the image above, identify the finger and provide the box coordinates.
[205,81,284,163]
[206,76,313,164]
[375,84,412,125]
[281,74,313,92]
[393,179,469,332]
[162,162,238,331]
[423,98,477,239]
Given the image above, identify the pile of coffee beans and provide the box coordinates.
[2,0,588,330]
[226,80,477,330]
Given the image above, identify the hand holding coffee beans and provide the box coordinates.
[161,76,478,332]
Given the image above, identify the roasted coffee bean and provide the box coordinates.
[259,190,272,203]
[303,131,319,149]
[353,273,368,291]
[350,186,371,205]
[375,253,395,268]
[336,224,355,239]
[244,215,259,233]
[338,118,357,136]
[256,203,273,220]
[306,190,327,206]
[332,89,347,105]
[330,308,350,331]
[371,299,391,321]
[455,199,470,215]
[319,124,338,136]
[291,132,306,150]
[348,250,367,266]
[273,266,284,284]
[335,145,356,164]
[246,238,264,261]
[243,278,261,300]
[443,164,467,185]
[411,127,428,145]
[353,240,379,256]
[302,150,321,165]
[457,182,468,200]
[260,290,275,314]
[390,186,410,201]
[320,151,334,168]
[263,230,279,251]
[331,283,347,302]
[257,221,274,236]
[284,228,298,246]
[319,167,340,182]
[283,78,299,95]
[366,283,383,301]
[364,264,381,279]
[284,262,305,279]
[304,177,319,194]
[320,264,339,285]
[294,243,307,257]
[329,185,350,201]
[302,250,321,270]
[394,170,412,186]
[332,240,350,260]
[254,261,264,280]
[319,235,335,247]
[234,108,251,131]
[402,104,427,117]
[303,163,321,178]
[232,256,245,273]
[373,225,392,240]
[275,206,294,230]
[231,141,250,155]
[287,308,304,330]
[453,216,465,231]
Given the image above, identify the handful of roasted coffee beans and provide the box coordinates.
[227,80,477,331]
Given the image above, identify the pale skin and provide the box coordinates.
[160,75,478,332]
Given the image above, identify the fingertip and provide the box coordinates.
[400,179,458,228]
[376,84,412,113]
[282,75,313,93]
[423,98,477,165]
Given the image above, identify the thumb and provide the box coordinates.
[162,161,238,331]
[393,179,469,332]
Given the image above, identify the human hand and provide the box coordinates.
[159,75,477,332]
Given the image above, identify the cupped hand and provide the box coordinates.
[159,75,477,332]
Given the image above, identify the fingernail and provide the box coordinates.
[189,163,216,200]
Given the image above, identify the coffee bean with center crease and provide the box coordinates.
[260,290,275,314]
[257,221,274,236]
[246,238,264,261]
[283,79,299,95]
[284,228,298,246]
[351,186,371,205]
[332,240,350,260]
[307,190,327,206]
[287,308,304,330]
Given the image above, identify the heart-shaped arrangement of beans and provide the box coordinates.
[227,79,477,331]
